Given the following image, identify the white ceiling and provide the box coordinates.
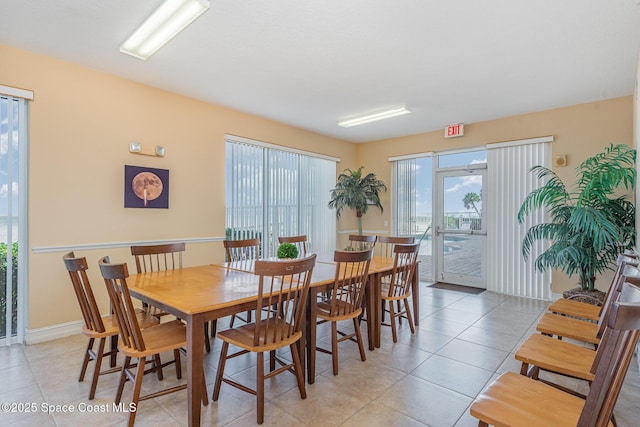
[2,1,640,143]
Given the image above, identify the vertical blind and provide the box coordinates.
[225,137,336,258]
[486,138,552,299]
[0,92,28,345]
[394,158,417,236]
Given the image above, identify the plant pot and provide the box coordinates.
[562,287,606,306]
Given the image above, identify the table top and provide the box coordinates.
[127,255,396,316]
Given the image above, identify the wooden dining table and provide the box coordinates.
[126,255,420,426]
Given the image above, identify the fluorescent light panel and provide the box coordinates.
[120,0,210,60]
[338,106,411,128]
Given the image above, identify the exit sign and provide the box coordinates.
[445,123,464,138]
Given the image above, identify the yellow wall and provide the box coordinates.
[356,97,633,293]
[0,44,357,330]
[1,43,635,334]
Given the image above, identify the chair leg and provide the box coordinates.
[269,350,276,372]
[109,335,118,367]
[229,314,236,328]
[204,322,211,353]
[201,369,209,406]
[352,317,366,362]
[388,299,398,343]
[89,338,106,400]
[127,356,146,427]
[154,354,164,380]
[174,349,182,379]
[290,343,306,399]
[256,351,265,424]
[212,341,229,401]
[403,298,415,333]
[331,321,339,376]
[116,356,131,404]
[210,319,217,338]
[79,338,94,382]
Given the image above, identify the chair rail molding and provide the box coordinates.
[32,236,225,254]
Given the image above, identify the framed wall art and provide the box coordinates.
[124,165,169,209]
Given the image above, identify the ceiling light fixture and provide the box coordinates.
[338,106,411,128]
[120,0,210,60]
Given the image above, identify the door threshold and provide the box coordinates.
[429,282,485,294]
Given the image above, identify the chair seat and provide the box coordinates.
[316,301,362,321]
[217,319,302,352]
[81,308,158,339]
[548,298,601,321]
[118,320,187,358]
[515,333,595,381]
[536,313,599,344]
[470,372,613,427]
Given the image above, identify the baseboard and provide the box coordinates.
[25,320,83,345]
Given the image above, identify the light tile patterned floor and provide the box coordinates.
[1,283,639,426]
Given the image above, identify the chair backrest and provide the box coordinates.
[130,242,185,273]
[327,249,374,318]
[63,252,106,334]
[278,235,308,257]
[578,280,640,426]
[252,254,317,346]
[348,234,377,251]
[386,243,421,298]
[224,238,260,263]
[99,257,146,352]
[376,236,415,258]
[595,257,640,338]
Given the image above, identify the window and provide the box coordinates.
[225,136,336,258]
[0,88,29,346]
[393,155,433,238]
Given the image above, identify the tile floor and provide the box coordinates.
[2,283,639,426]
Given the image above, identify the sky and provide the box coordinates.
[414,149,486,216]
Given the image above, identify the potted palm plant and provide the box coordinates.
[328,166,387,236]
[517,144,636,300]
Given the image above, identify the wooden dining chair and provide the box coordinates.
[99,256,208,427]
[515,265,640,399]
[63,252,158,400]
[315,249,373,376]
[348,234,377,251]
[224,237,260,262]
[212,254,317,425]
[536,255,639,347]
[376,235,415,258]
[131,242,185,273]
[470,279,640,427]
[380,243,420,343]
[224,238,261,327]
[130,242,213,352]
[547,252,640,321]
[278,234,308,256]
[374,236,416,323]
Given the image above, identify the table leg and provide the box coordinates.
[297,298,306,380]
[374,273,382,348]
[366,276,375,351]
[306,288,318,384]
[412,263,420,326]
[187,314,205,427]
